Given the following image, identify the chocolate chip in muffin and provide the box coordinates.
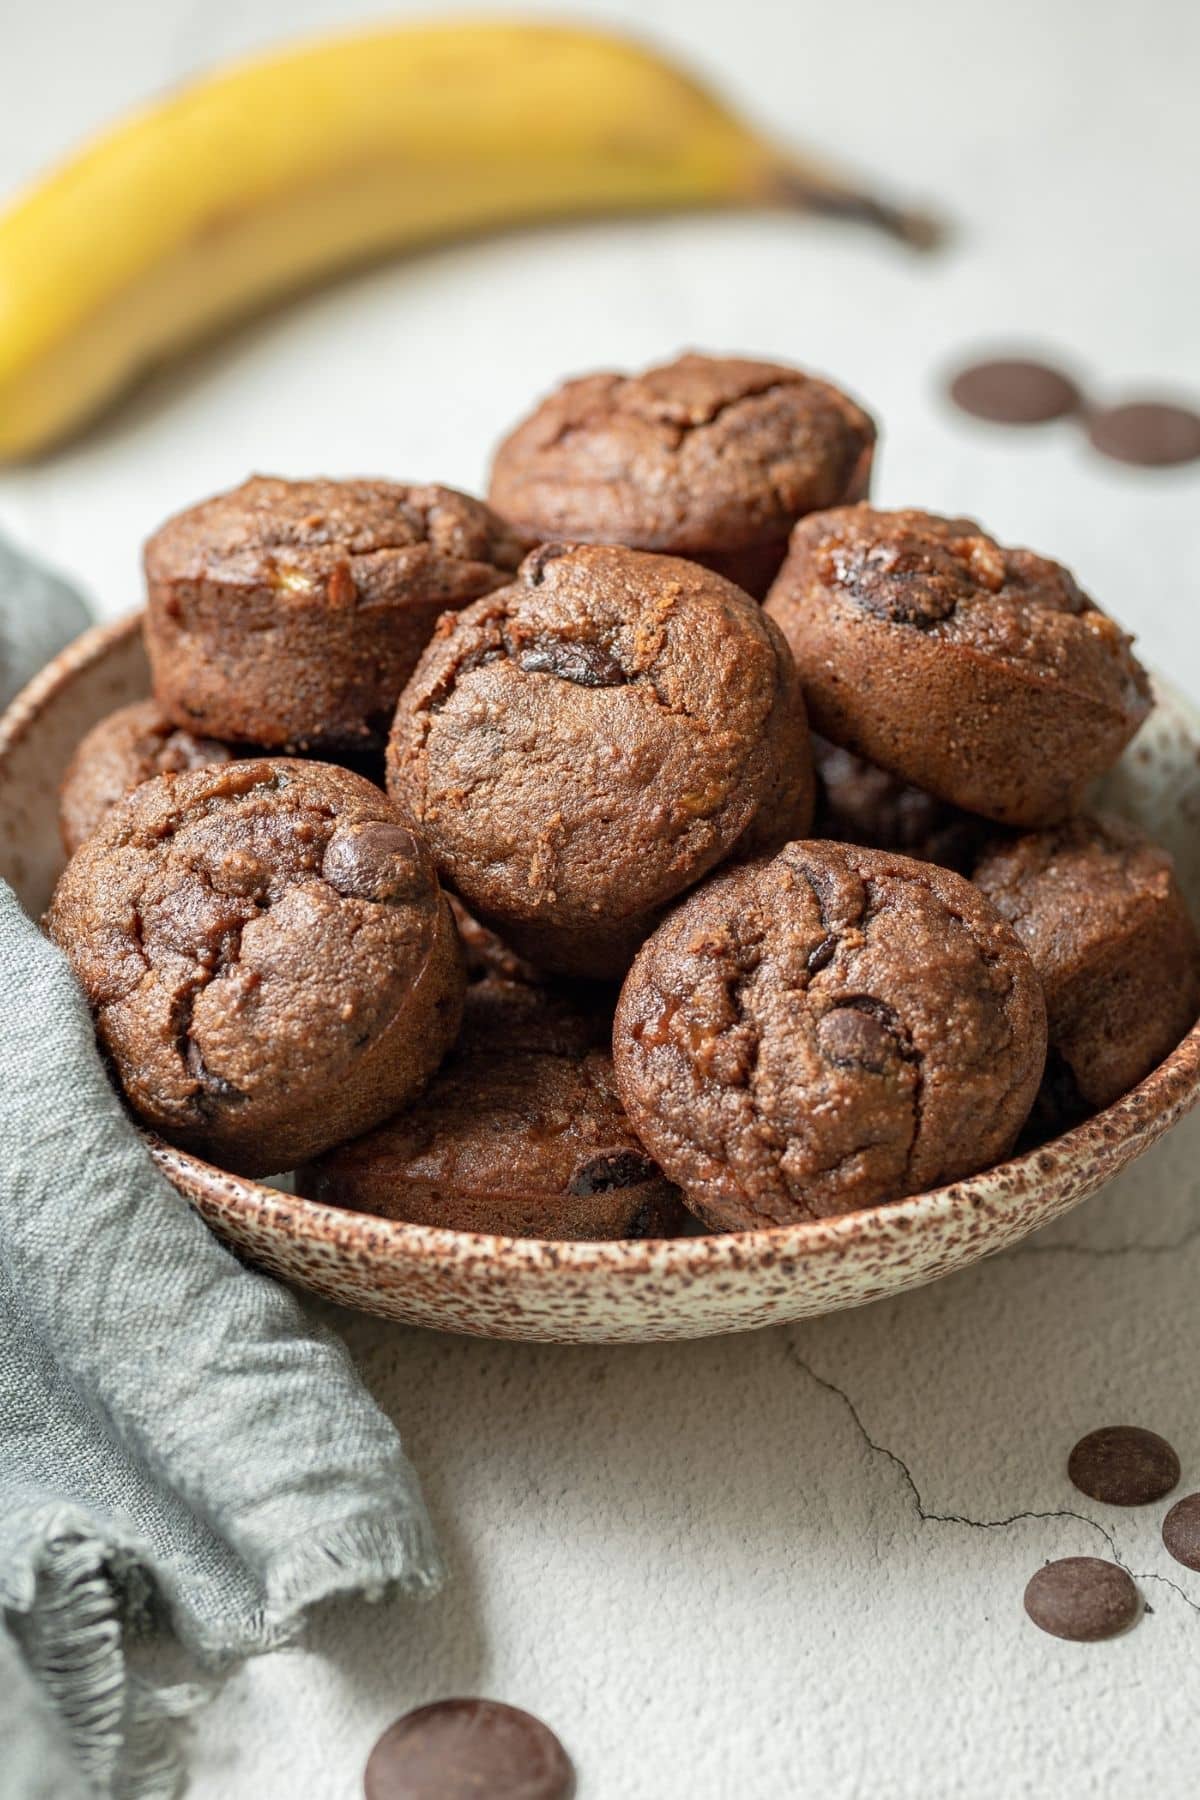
[46,759,465,1176]
[388,542,815,980]
[488,352,875,598]
[321,820,428,904]
[974,814,1200,1116]
[766,506,1152,826]
[144,476,526,753]
[612,841,1046,1228]
[299,976,681,1240]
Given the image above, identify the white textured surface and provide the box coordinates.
[3,1,1200,1794]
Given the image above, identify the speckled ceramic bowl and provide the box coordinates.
[4,611,1199,1342]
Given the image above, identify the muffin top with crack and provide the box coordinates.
[46,758,464,1175]
[613,840,1046,1228]
[767,506,1152,824]
[488,352,875,563]
[387,541,814,979]
[146,476,526,618]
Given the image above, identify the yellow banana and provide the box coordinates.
[0,18,938,461]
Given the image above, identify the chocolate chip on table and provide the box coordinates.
[1067,1425,1181,1506]
[1162,1493,1200,1572]
[948,358,1082,425]
[1023,1557,1140,1641]
[364,1698,574,1800]
[1087,400,1200,468]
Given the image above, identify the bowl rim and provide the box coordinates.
[7,607,1200,1276]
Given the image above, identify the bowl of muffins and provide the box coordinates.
[2,352,1198,1342]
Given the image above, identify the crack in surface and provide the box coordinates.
[782,1337,1200,1618]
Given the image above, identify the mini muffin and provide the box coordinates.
[812,735,984,873]
[388,542,816,980]
[299,977,683,1240]
[767,507,1152,825]
[488,352,875,598]
[59,699,242,856]
[973,814,1200,1115]
[613,841,1046,1228]
[46,759,465,1176]
[144,476,526,752]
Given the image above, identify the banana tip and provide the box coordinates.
[771,170,948,252]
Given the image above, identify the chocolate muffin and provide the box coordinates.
[299,976,683,1240]
[973,814,1200,1115]
[613,841,1046,1228]
[767,507,1152,825]
[488,353,875,598]
[46,759,465,1177]
[59,699,241,856]
[144,476,526,752]
[812,734,983,873]
[388,542,815,980]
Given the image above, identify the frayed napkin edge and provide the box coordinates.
[256,1505,447,1644]
[4,1515,199,1800]
[3,1502,446,1798]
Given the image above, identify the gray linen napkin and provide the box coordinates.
[0,538,444,1798]
[0,534,91,709]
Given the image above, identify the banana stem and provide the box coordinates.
[767,164,946,251]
